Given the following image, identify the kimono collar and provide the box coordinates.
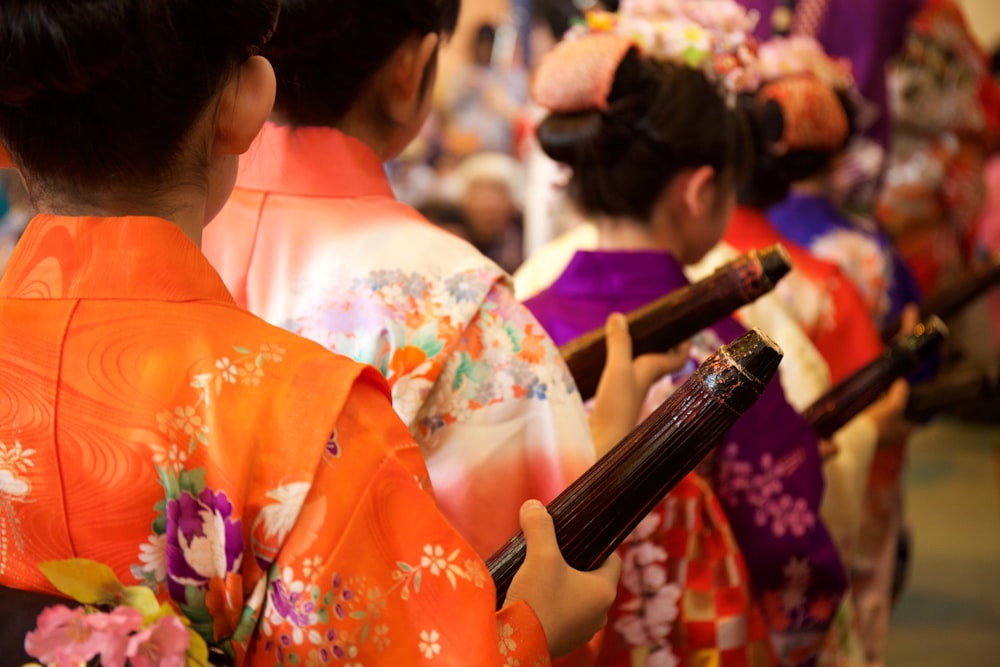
[725,205,786,249]
[0,214,236,303]
[553,249,690,300]
[236,123,395,199]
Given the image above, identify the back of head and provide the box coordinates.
[264,0,461,127]
[0,0,279,199]
[740,37,861,209]
[534,39,751,223]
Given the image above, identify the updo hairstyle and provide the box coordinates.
[537,48,751,223]
[739,87,857,209]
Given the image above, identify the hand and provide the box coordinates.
[865,378,913,449]
[862,302,919,449]
[818,438,840,461]
[589,313,691,456]
[897,302,920,340]
[503,500,621,659]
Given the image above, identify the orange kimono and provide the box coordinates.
[0,215,549,666]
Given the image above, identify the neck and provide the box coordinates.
[789,174,829,197]
[593,214,681,257]
[31,183,208,246]
[322,93,407,163]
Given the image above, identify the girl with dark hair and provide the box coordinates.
[0,1,620,663]
[204,0,684,568]
[748,40,922,331]
[522,5,847,666]
[738,36,922,667]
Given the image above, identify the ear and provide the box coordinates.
[680,165,717,220]
[0,144,13,168]
[214,55,277,156]
[390,32,441,105]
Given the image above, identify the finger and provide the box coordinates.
[636,337,689,385]
[632,353,682,389]
[900,303,920,335]
[519,499,559,559]
[885,377,910,409]
[603,312,632,373]
[818,439,840,461]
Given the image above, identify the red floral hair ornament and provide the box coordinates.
[757,74,849,154]
[531,33,638,113]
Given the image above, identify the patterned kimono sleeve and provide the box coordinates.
[412,280,596,558]
[246,375,550,666]
[732,293,832,412]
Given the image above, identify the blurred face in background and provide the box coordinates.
[461,178,516,245]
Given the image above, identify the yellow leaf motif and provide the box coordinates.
[121,585,161,622]
[186,626,210,667]
[39,558,122,605]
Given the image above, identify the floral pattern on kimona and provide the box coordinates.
[131,342,294,657]
[761,558,840,666]
[259,543,490,665]
[810,227,891,325]
[613,513,683,666]
[0,440,34,574]
[716,443,816,539]
[293,268,578,444]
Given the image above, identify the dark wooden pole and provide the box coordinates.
[489,328,784,607]
[560,244,791,400]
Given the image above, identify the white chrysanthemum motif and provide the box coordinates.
[0,440,33,574]
[0,469,28,498]
[138,533,168,582]
[256,482,312,543]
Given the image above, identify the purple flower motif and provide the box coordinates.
[331,572,354,620]
[325,431,340,458]
[166,488,244,600]
[268,578,312,627]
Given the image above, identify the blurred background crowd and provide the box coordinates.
[372,0,1000,312]
[3,0,1000,308]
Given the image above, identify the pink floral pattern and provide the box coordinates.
[717,444,816,539]
[295,268,577,444]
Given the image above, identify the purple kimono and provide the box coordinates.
[525,250,848,666]
[768,192,923,329]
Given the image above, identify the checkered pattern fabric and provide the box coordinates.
[597,473,776,666]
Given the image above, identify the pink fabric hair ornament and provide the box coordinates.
[757,74,849,153]
[531,33,638,113]
[551,2,762,104]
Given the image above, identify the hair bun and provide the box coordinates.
[756,76,849,153]
[536,110,609,166]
